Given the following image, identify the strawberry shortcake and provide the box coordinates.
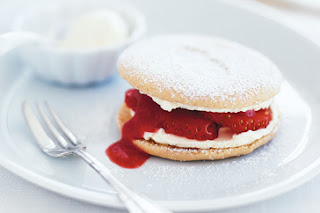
[106,35,282,168]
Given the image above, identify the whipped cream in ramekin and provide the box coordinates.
[150,95,274,113]
[141,102,278,149]
[60,9,129,49]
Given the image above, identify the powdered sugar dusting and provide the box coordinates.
[119,35,282,106]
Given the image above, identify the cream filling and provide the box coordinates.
[150,95,273,113]
[142,102,278,149]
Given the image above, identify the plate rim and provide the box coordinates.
[1,149,320,212]
[0,1,320,212]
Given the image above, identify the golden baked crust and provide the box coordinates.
[117,35,282,111]
[117,104,278,161]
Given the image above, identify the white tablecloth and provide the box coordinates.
[1,0,320,212]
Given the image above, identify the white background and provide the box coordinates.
[1,0,320,212]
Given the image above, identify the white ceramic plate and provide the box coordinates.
[0,0,320,212]
[286,0,320,9]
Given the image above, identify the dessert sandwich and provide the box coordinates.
[107,35,282,168]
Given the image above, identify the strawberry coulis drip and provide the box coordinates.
[106,89,272,169]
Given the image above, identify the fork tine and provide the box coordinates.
[44,102,79,145]
[36,103,70,148]
[22,102,57,151]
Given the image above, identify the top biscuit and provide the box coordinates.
[118,35,282,111]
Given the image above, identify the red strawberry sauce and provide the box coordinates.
[106,89,272,169]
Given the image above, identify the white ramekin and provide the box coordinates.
[12,1,146,86]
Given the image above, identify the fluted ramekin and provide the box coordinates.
[13,1,146,86]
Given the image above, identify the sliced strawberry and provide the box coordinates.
[125,89,271,140]
[162,109,218,140]
[207,108,272,134]
[125,89,141,110]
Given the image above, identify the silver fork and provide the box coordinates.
[22,102,172,213]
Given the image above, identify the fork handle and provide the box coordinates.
[74,149,172,213]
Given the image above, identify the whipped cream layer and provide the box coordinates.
[150,95,273,113]
[143,103,279,149]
